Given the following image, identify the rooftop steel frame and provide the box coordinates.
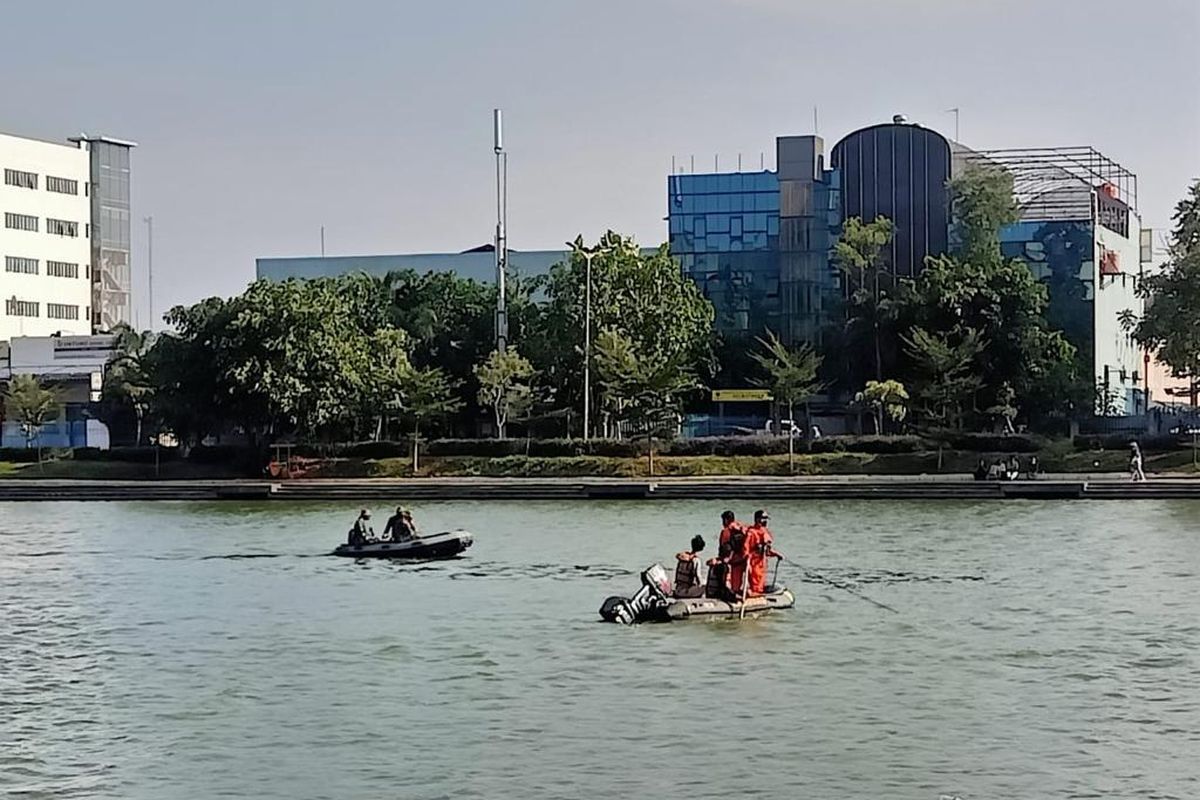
[959,146,1138,222]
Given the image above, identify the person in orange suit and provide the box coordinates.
[707,510,746,600]
[745,509,783,596]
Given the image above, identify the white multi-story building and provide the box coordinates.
[1,132,94,340]
[1,130,135,341]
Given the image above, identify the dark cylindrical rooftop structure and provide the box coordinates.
[831,123,952,277]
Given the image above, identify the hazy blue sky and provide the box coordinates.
[3,0,1198,322]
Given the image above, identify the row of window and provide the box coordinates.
[4,299,84,319]
[3,256,83,277]
[670,212,779,236]
[670,172,779,194]
[4,168,82,195]
[672,192,780,214]
[4,213,84,237]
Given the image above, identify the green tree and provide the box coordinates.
[1128,180,1200,404]
[402,367,463,472]
[475,349,535,439]
[362,328,412,441]
[859,379,909,435]
[103,323,156,445]
[593,329,698,475]
[148,298,232,448]
[533,232,714,435]
[382,268,542,433]
[3,375,60,457]
[751,329,823,472]
[985,381,1018,434]
[898,164,1078,423]
[902,327,984,431]
[949,163,1019,266]
[833,216,897,383]
[151,276,412,445]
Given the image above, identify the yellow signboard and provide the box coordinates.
[711,389,772,402]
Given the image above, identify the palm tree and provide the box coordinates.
[751,330,823,473]
[105,323,155,445]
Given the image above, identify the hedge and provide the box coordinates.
[934,432,1044,453]
[1073,434,1183,452]
[0,447,49,463]
[74,446,181,463]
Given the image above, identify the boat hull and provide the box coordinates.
[654,587,795,621]
[332,531,473,559]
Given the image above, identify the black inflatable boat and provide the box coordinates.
[332,530,473,559]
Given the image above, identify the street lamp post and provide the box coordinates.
[567,241,607,441]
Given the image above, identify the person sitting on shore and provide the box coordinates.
[1006,455,1021,481]
[348,509,375,545]
[973,459,989,481]
[673,535,706,598]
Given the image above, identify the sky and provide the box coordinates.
[3,0,1198,324]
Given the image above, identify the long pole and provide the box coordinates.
[144,216,153,330]
[493,109,508,353]
[583,251,594,441]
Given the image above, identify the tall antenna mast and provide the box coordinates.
[493,108,508,352]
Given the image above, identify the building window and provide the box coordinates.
[45,218,78,237]
[5,298,39,317]
[4,212,39,231]
[4,256,39,274]
[45,175,79,195]
[47,303,79,320]
[4,168,38,189]
[46,260,79,278]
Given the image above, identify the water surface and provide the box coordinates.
[1,500,1198,799]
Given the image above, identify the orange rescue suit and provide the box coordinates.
[715,525,744,594]
[721,522,748,597]
[745,523,778,595]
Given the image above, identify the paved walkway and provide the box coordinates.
[0,473,1196,501]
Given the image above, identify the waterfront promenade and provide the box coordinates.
[1,474,1198,501]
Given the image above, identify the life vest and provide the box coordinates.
[673,553,700,596]
[718,522,744,560]
[705,559,730,598]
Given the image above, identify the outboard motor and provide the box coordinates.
[599,563,672,624]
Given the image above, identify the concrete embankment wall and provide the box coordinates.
[1,478,1199,501]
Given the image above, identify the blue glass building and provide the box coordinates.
[667,123,1148,413]
[668,135,840,346]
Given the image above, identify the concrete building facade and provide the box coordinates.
[1,132,93,340]
[1,131,135,340]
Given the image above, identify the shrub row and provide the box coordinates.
[1072,434,1183,452]
[15,433,1164,466]
[0,447,54,463]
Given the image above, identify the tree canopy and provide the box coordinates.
[1130,180,1200,401]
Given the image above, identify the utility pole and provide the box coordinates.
[946,107,960,141]
[320,225,325,257]
[144,216,154,330]
[493,109,508,352]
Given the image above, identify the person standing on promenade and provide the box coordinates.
[1130,442,1147,482]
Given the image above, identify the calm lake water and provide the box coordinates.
[1,499,1198,799]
